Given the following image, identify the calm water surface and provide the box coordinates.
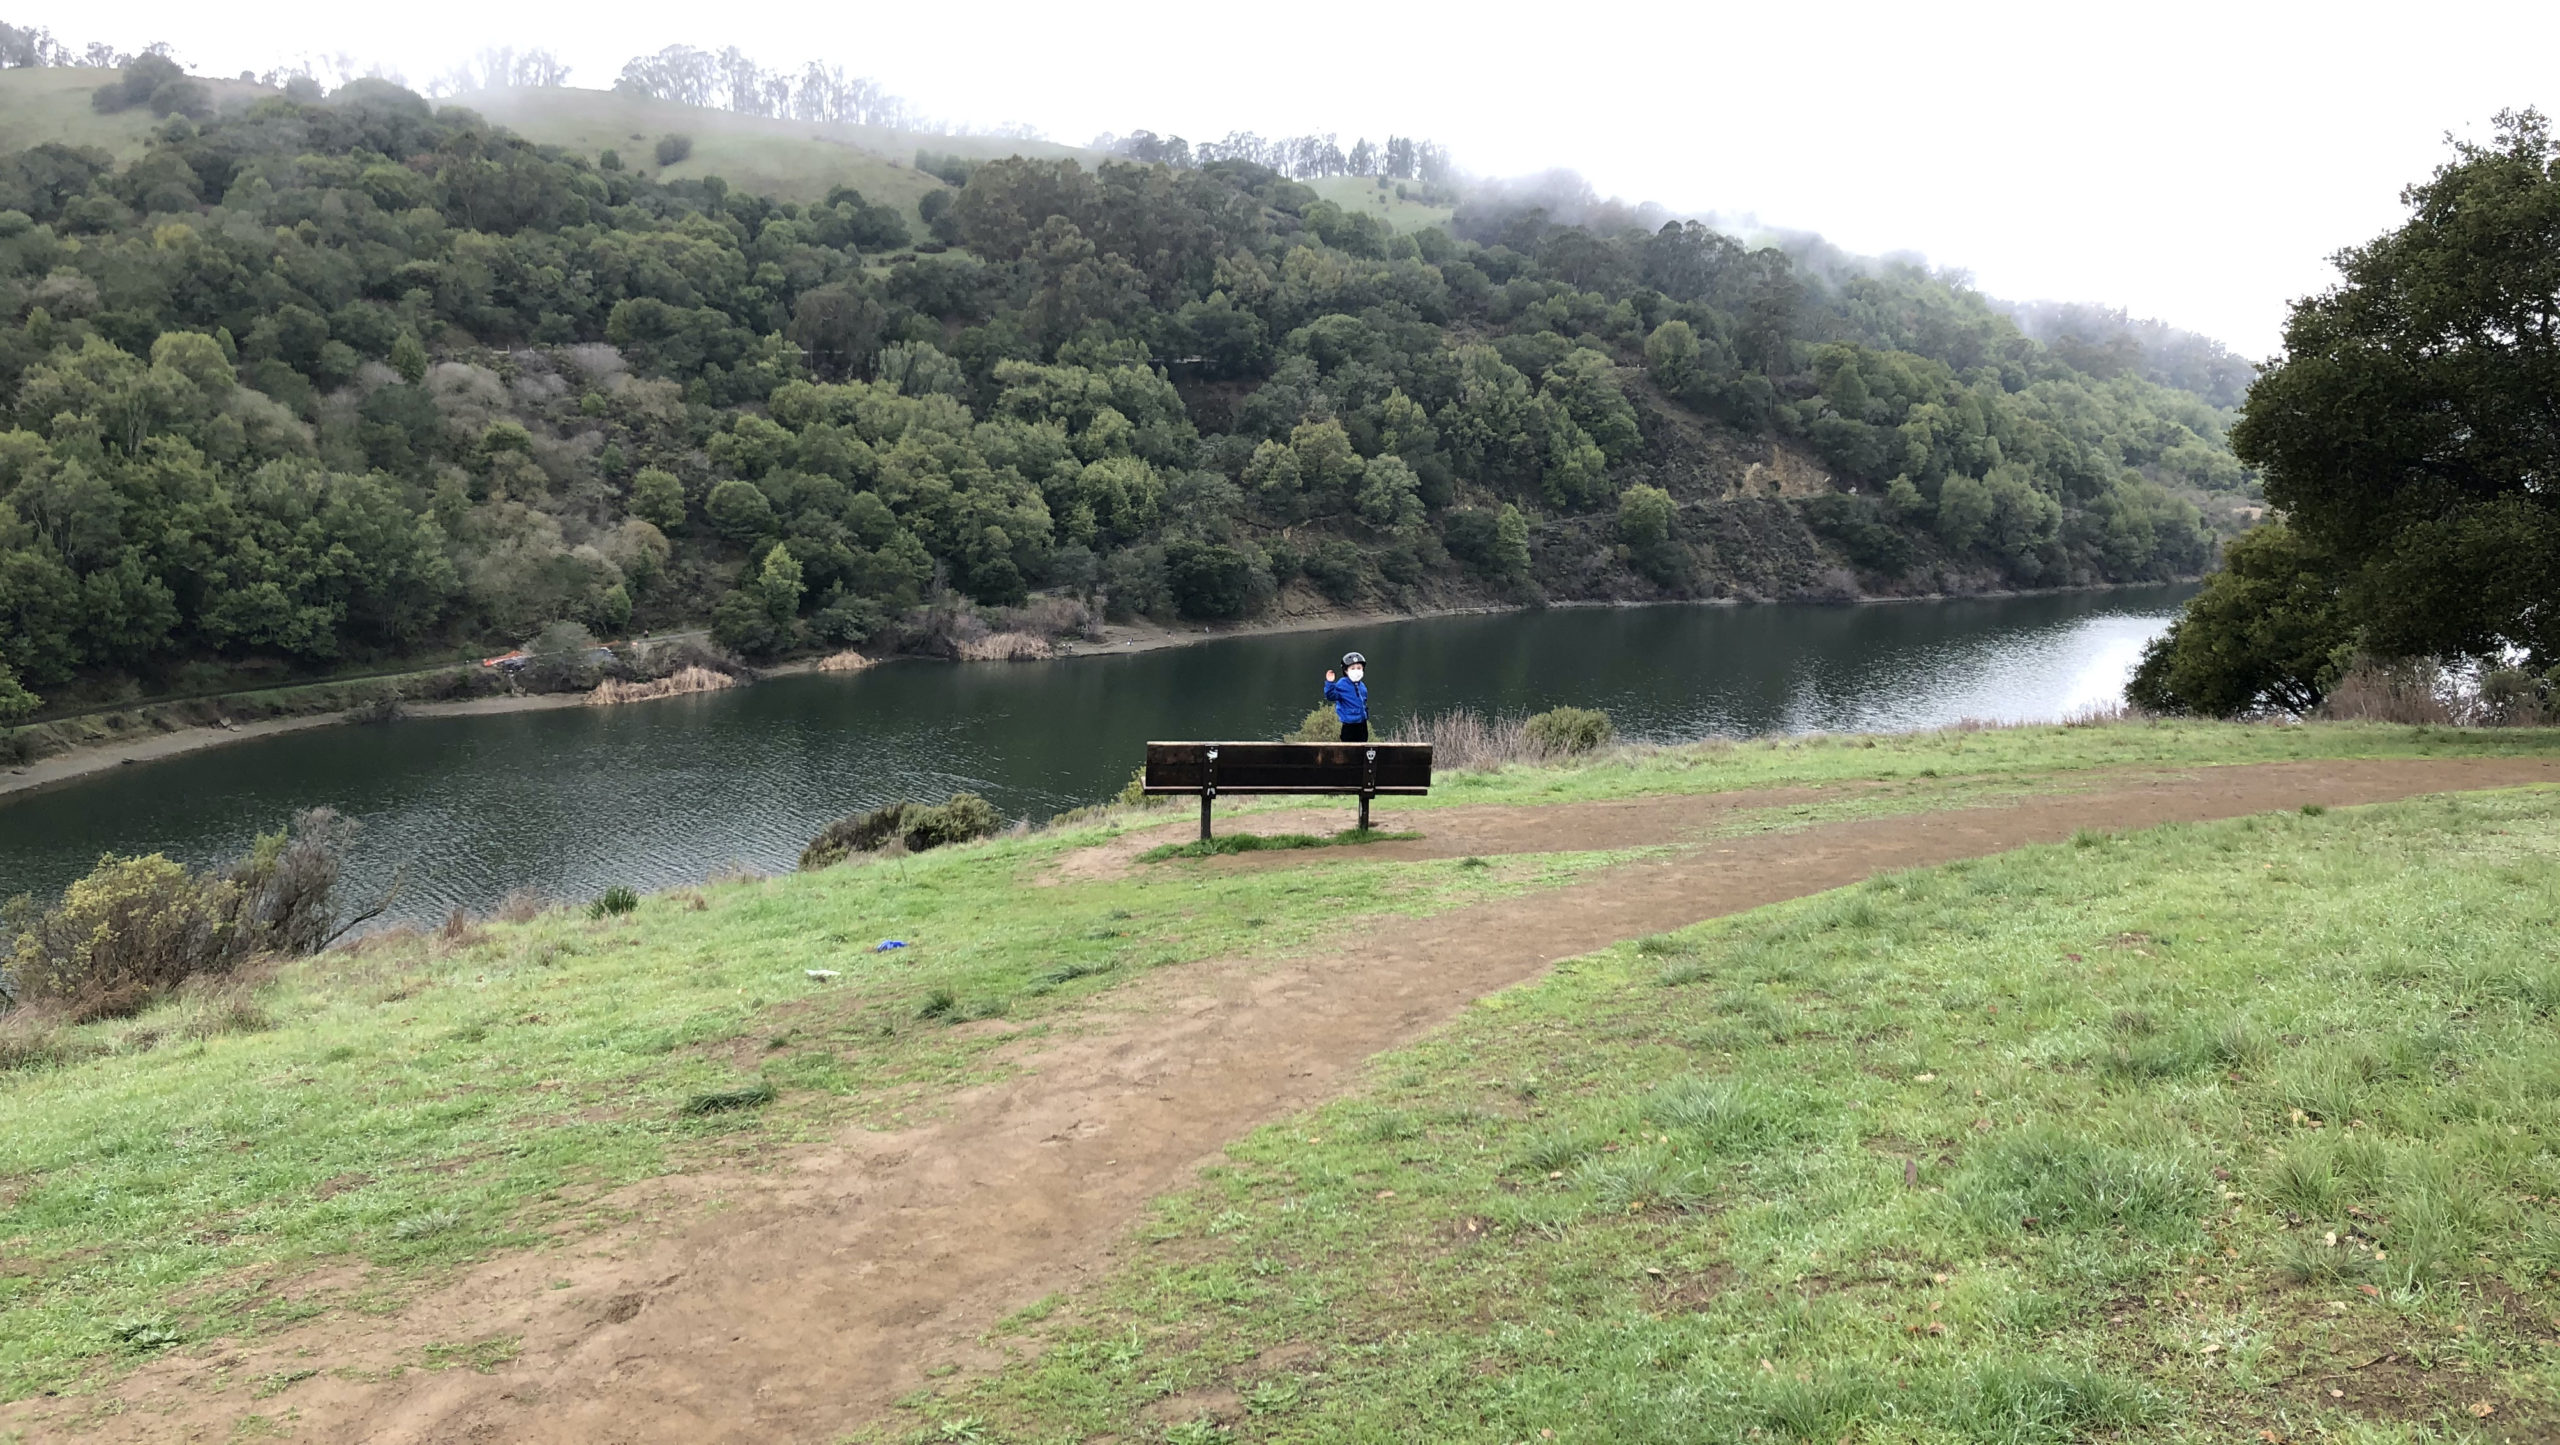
[0,586,2190,921]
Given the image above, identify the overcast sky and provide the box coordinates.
[20,0,2556,358]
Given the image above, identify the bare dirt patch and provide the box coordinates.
[16,755,2557,1445]
[1037,783,1850,884]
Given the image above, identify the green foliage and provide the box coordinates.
[652,133,693,167]
[0,659,37,719]
[1523,705,1613,755]
[587,886,639,920]
[1162,538,1253,620]
[629,467,686,532]
[679,1080,774,1116]
[1,808,355,1011]
[2127,524,2352,717]
[1286,706,1342,742]
[2233,109,2560,665]
[0,77,2239,698]
[798,792,1002,868]
[1615,483,1674,546]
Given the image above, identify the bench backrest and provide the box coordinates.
[1143,741,1433,796]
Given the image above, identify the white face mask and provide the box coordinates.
[1347,667,1364,682]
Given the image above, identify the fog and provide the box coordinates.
[14,0,2557,357]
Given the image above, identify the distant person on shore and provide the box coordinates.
[1322,651,1371,743]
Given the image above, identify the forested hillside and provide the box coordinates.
[0,72,2252,715]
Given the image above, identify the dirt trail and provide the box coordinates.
[24,755,2557,1444]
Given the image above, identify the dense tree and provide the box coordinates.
[2230,109,2560,665]
[0,68,2243,703]
[2127,525,2349,717]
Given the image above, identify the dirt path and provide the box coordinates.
[24,755,2557,1444]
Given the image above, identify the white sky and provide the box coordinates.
[19,0,2556,358]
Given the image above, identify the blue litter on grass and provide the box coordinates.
[875,940,908,952]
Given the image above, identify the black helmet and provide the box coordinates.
[1342,651,1366,667]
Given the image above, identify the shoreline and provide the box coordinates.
[0,582,2191,803]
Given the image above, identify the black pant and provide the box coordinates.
[1340,720,1369,742]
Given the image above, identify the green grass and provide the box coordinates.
[0,71,1097,231]
[1138,827,1422,863]
[1302,175,1455,234]
[4,718,2557,1411]
[0,820,1606,1398]
[1415,716,2560,812]
[454,87,1100,224]
[0,68,273,160]
[895,786,2560,1442]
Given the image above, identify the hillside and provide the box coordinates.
[3,721,2557,1440]
[451,85,1101,223]
[0,65,270,157]
[1301,172,1455,233]
[0,70,2253,720]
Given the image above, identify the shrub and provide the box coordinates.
[0,809,363,1014]
[1163,539,1253,620]
[588,886,639,919]
[1523,706,1613,756]
[654,133,694,167]
[680,1080,775,1116]
[1387,709,1533,769]
[799,792,1002,868]
[1286,706,1342,742]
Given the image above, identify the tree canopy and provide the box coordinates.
[2137,110,2560,717]
[2230,109,2560,665]
[0,74,2245,706]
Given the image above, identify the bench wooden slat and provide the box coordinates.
[1141,741,1433,795]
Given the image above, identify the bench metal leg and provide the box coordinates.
[1200,790,1213,842]
[1358,792,1371,832]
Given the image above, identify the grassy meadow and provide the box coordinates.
[1302,174,1457,233]
[453,86,1101,219]
[904,786,2560,1444]
[3,718,2558,1434]
[0,68,271,160]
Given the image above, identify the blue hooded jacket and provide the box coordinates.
[1323,675,1369,724]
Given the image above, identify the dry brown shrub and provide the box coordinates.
[1388,710,1542,770]
[2317,659,2457,724]
[585,665,738,706]
[1006,595,1099,641]
[494,889,546,924]
[182,997,273,1041]
[957,631,1055,662]
[815,650,874,673]
[68,981,154,1024]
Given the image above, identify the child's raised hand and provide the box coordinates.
[1324,668,1337,682]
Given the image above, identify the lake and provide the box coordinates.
[0,586,2190,922]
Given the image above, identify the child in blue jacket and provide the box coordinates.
[1322,651,1370,742]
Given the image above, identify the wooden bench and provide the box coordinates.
[1144,741,1434,841]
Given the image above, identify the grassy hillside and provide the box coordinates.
[1303,173,1455,233]
[0,71,1097,226]
[0,66,270,159]
[4,719,2558,1434]
[453,86,1102,222]
[936,781,2560,1442]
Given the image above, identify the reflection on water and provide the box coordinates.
[0,586,2190,921]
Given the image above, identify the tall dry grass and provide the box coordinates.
[2315,657,2554,726]
[816,650,874,673]
[958,631,1055,662]
[1386,709,1616,770]
[585,665,738,706]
